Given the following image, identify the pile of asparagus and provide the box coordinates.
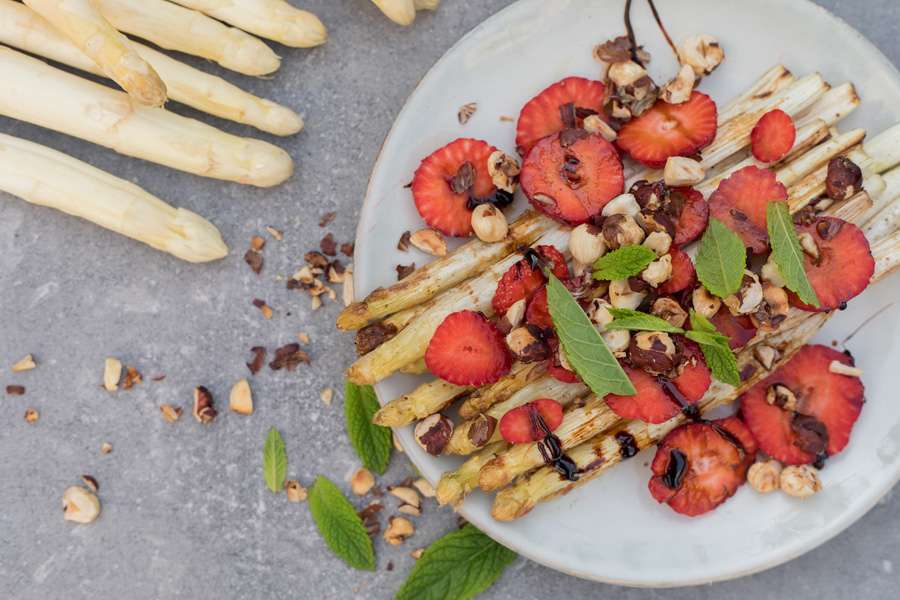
[0,0,328,263]
[339,65,900,520]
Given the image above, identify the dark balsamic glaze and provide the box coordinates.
[615,431,639,459]
[711,423,746,454]
[662,449,688,489]
[658,376,701,421]
[531,407,580,481]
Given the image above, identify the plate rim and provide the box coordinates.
[353,0,900,587]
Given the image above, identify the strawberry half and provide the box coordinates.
[411,138,500,237]
[740,344,864,465]
[519,130,624,224]
[751,109,796,163]
[492,245,569,315]
[672,187,709,246]
[708,165,788,253]
[648,418,753,517]
[616,92,718,168]
[657,247,696,295]
[425,310,512,386]
[709,306,758,350]
[515,76,607,156]
[499,398,565,443]
[792,217,875,312]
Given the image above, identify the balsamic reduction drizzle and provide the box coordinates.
[658,376,700,421]
[662,448,687,489]
[615,431,639,459]
[531,407,580,481]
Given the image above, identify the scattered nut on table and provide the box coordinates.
[62,485,101,524]
[351,468,375,496]
[229,379,254,415]
[384,516,414,546]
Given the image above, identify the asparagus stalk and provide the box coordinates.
[0,47,293,187]
[865,167,900,240]
[94,0,280,76]
[458,362,548,419]
[0,133,227,263]
[435,441,508,507]
[23,0,167,107]
[716,65,795,124]
[0,0,301,135]
[167,0,326,48]
[372,0,440,26]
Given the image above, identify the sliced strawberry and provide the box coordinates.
[515,76,607,156]
[606,367,678,424]
[499,398,564,443]
[751,109,796,163]
[425,310,512,386]
[657,247,696,295]
[709,306,758,350]
[716,416,759,473]
[491,245,569,314]
[526,286,553,329]
[411,138,499,237]
[617,92,718,168]
[545,336,581,383]
[673,340,712,403]
[740,345,864,464]
[792,217,874,312]
[708,165,788,253]
[671,187,709,246]
[519,131,624,225]
[648,419,750,516]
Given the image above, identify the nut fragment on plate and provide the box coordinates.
[660,64,696,105]
[410,229,447,257]
[678,34,725,77]
[62,485,101,524]
[246,346,267,375]
[486,150,520,194]
[320,387,333,406]
[103,358,123,392]
[244,249,263,274]
[229,379,254,415]
[414,413,453,455]
[396,263,416,280]
[471,204,508,243]
[192,386,217,424]
[269,343,310,371]
[829,360,863,377]
[351,468,375,496]
[780,464,822,498]
[11,354,36,373]
[747,459,782,493]
[284,480,307,502]
[384,516,414,546]
[663,156,705,187]
[24,408,39,423]
[410,548,424,559]
[160,404,183,423]
[457,102,477,125]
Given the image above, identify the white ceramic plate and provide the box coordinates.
[354,0,900,586]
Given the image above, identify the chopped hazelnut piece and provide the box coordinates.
[396,263,416,280]
[384,516,414,546]
[343,265,355,307]
[246,346,267,375]
[269,343,310,371]
[754,345,780,371]
[351,468,375,496]
[389,486,421,509]
[297,333,310,345]
[320,387,334,406]
[692,286,722,318]
[103,358,123,392]
[412,478,435,498]
[766,384,798,412]
[651,297,688,329]
[122,366,142,390]
[569,224,606,265]
[601,193,640,218]
[457,102,477,125]
[829,360,863,377]
[229,379,254,415]
[602,214,645,249]
[661,64,696,105]
[486,150,520,194]
[663,156,705,187]
[398,504,421,517]
[265,226,283,241]
[397,230,412,252]
[62,485,101,524]
[160,404,183,423]
[608,60,647,87]
[641,254,673,288]
[410,229,447,257]
[6,385,25,396]
[319,212,336,228]
[100,442,113,455]
[679,34,725,77]
[192,386,217,424]
[410,548,424,560]
[320,233,337,256]
[244,249,263,274]
[284,480,307,503]
[81,475,99,493]
[24,408,39,423]
[252,298,274,320]
[583,114,617,142]
[11,354,36,373]
[609,278,646,310]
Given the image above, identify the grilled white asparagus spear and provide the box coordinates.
[94,0,280,76]
[0,134,227,263]
[458,362,549,419]
[23,0,167,107]
[0,47,293,187]
[339,65,796,332]
[166,0,326,47]
[372,0,440,26]
[435,441,508,507]
[865,168,900,240]
[0,0,301,135]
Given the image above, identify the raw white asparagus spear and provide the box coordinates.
[94,0,280,76]
[372,0,440,26]
[167,0,326,48]
[0,47,293,187]
[339,210,555,331]
[0,0,301,135]
[0,134,227,263]
[23,0,167,106]
[346,227,572,384]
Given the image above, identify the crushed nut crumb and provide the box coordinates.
[246,346,267,375]
[192,386,217,424]
[412,478,435,498]
[160,404,183,423]
[252,298,274,320]
[6,385,25,396]
[410,229,447,257]
[358,501,383,536]
[265,226,283,240]
[24,408,39,423]
[320,233,337,257]
[11,354,36,373]
[389,486,420,509]
[397,231,412,252]
[320,387,333,406]
[229,379,254,415]
[410,548,424,559]
[457,102,477,125]
[81,475,99,493]
[384,517,414,546]
[498,115,515,122]
[396,263,415,280]
[244,249,263,275]
[285,480,307,502]
[340,242,354,257]
[121,367,142,390]
[100,442,113,455]
[319,212,336,227]
[250,235,266,252]
[269,343,310,371]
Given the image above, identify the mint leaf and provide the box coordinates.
[688,309,718,334]
[607,307,685,334]
[695,217,746,298]
[396,525,517,600]
[308,476,375,571]
[687,311,740,386]
[592,245,655,280]
[546,273,635,396]
[766,202,820,307]
[344,380,392,475]
[263,427,287,493]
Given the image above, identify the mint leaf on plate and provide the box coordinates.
[766,201,820,307]
[308,476,375,571]
[263,426,287,493]
[695,217,746,298]
[546,273,635,396]
[592,245,656,280]
[344,380,392,475]
[607,307,685,334]
[396,525,517,600]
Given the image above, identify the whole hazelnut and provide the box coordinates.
[651,297,688,329]
[679,34,725,77]
[643,231,672,256]
[602,214,646,249]
[747,460,782,494]
[628,331,677,375]
[587,298,614,330]
[505,326,550,363]
[641,254,673,288]
[692,285,722,318]
[414,413,454,456]
[825,156,863,202]
[609,278,646,310]
[602,329,631,355]
[569,224,606,265]
[780,464,822,498]
[471,204,509,243]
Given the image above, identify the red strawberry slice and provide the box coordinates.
[657,247,696,295]
[519,131,625,225]
[499,398,565,443]
[492,245,569,315]
[792,217,874,312]
[648,418,750,516]
[716,416,759,474]
[674,340,712,403]
[545,336,581,383]
[617,92,718,168]
[425,310,512,386]
[515,76,607,156]
[740,345,864,464]
[751,109,796,163]
[672,187,709,246]
[709,306,758,350]
[526,286,553,329]
[411,138,499,237]
[708,165,788,253]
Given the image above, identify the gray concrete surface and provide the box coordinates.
[0,1,898,598]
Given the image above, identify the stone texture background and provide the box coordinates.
[0,1,898,598]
